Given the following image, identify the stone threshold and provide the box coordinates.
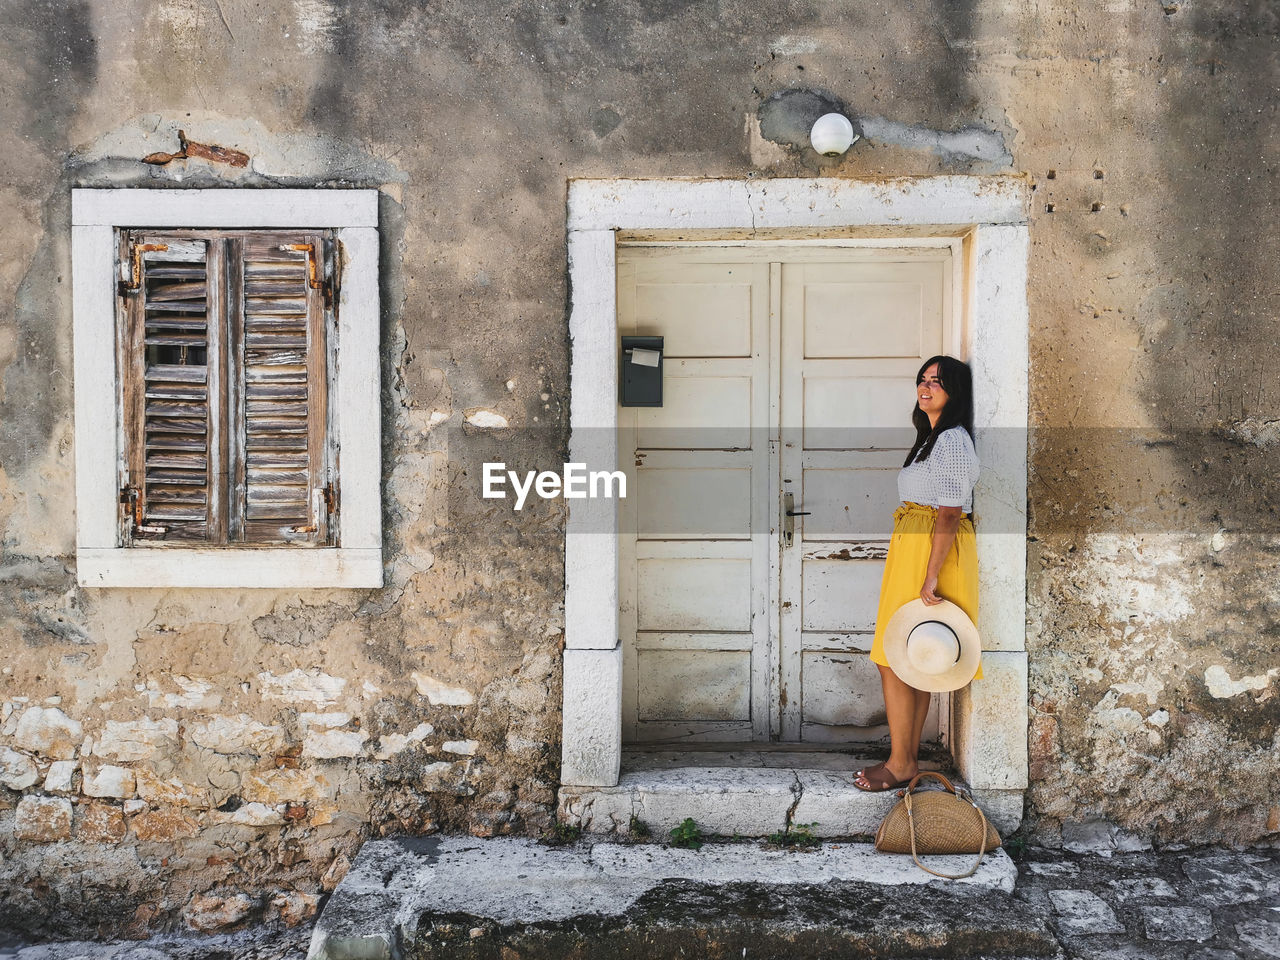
[306,835,1022,960]
[559,747,963,839]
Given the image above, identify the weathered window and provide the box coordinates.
[118,231,334,547]
[72,189,382,589]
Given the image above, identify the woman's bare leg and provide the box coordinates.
[910,687,932,755]
[856,664,929,788]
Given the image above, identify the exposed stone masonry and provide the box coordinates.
[0,628,563,936]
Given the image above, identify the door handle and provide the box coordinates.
[783,492,810,546]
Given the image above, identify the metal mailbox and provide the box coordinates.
[620,335,663,407]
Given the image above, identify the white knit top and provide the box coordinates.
[897,426,980,514]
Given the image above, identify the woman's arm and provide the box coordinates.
[920,505,964,605]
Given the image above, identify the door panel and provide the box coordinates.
[636,466,752,539]
[801,460,903,540]
[801,558,883,631]
[634,270,754,357]
[636,557,752,631]
[803,374,920,447]
[638,650,752,722]
[800,652,887,726]
[801,274,935,359]
[635,371,752,449]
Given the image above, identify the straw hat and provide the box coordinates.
[882,598,981,692]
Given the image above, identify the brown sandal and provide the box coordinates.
[854,765,913,793]
[857,761,888,780]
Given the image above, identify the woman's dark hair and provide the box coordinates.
[903,355,974,467]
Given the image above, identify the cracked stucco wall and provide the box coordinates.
[0,0,1277,936]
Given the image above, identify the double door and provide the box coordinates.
[618,243,958,744]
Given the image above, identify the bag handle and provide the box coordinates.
[902,775,992,880]
[901,770,960,796]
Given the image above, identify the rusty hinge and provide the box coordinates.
[283,243,324,289]
[120,484,167,536]
[291,483,336,534]
[120,484,141,526]
[119,243,169,296]
[283,243,332,304]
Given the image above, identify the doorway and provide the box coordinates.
[618,242,964,745]
[560,177,1028,825]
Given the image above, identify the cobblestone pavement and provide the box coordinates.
[0,846,1276,958]
[0,926,312,960]
[1015,847,1280,960]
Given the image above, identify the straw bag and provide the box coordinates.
[874,771,1001,879]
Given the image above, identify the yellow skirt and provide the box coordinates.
[869,502,981,680]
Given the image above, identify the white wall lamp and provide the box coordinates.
[810,112,859,157]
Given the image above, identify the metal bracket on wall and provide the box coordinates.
[284,242,332,304]
[119,242,169,295]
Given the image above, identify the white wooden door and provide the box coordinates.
[618,255,774,742]
[776,256,953,742]
[619,245,956,744]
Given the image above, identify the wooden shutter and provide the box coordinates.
[230,233,331,545]
[120,235,225,542]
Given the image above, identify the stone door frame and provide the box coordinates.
[562,177,1030,813]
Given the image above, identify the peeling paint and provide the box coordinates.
[142,676,219,709]
[412,673,475,706]
[464,409,510,429]
[1204,665,1279,699]
[1109,671,1165,706]
[1076,535,1195,623]
[745,113,789,168]
[258,669,347,707]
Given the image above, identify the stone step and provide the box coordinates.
[307,836,1046,960]
[557,749,1022,839]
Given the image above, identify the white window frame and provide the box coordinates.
[71,189,383,589]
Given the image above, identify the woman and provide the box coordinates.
[854,355,980,792]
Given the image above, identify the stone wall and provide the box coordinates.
[0,0,1276,936]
